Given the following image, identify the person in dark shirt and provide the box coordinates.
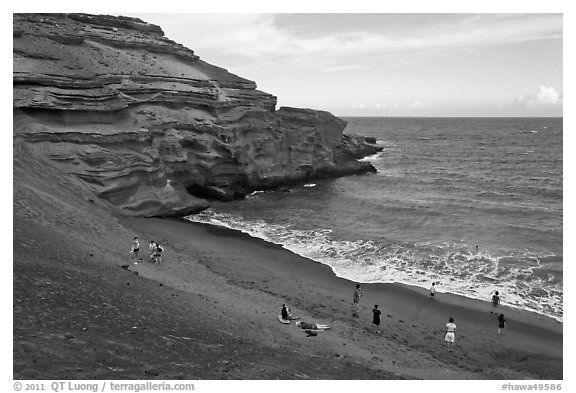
[498,313,506,335]
[372,304,382,333]
[281,304,292,320]
[491,291,500,314]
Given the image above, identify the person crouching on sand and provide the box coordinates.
[498,313,506,335]
[445,317,456,352]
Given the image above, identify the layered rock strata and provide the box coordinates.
[13,13,381,217]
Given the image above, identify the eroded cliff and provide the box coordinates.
[13,13,381,217]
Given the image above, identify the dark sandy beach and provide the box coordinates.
[122,217,563,379]
[12,156,562,379]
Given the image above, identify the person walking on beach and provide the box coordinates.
[491,291,500,314]
[352,284,363,317]
[430,282,437,301]
[445,317,456,352]
[130,237,141,264]
[372,305,382,333]
[498,313,506,335]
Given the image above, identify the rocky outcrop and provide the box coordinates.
[13,13,381,217]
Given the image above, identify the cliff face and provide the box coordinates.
[13,13,381,217]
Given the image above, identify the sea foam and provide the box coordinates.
[187,210,563,321]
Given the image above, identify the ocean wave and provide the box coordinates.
[358,150,386,162]
[186,210,563,321]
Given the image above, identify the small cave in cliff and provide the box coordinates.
[186,183,247,203]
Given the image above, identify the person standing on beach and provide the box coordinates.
[430,282,437,300]
[149,241,156,263]
[154,243,164,264]
[491,291,500,314]
[498,313,506,335]
[352,284,363,317]
[372,305,381,333]
[445,317,456,352]
[130,237,141,264]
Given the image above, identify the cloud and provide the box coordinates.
[411,100,422,107]
[508,85,563,116]
[132,13,562,71]
[536,86,560,104]
[513,86,562,108]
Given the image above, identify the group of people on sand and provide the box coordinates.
[436,286,507,351]
[352,281,507,352]
[281,278,508,347]
[280,304,331,337]
[352,283,383,334]
[130,237,164,265]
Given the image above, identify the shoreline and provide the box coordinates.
[122,216,562,379]
[184,218,562,331]
[184,215,563,324]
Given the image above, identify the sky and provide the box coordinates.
[124,12,563,117]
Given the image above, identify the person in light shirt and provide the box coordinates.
[445,317,456,352]
[130,237,141,264]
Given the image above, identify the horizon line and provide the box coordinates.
[335,115,564,119]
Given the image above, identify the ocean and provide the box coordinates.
[187,117,563,321]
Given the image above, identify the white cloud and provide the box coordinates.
[411,100,422,107]
[536,86,560,104]
[507,85,563,116]
[513,86,562,108]
[131,13,562,71]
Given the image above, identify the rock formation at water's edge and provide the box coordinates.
[13,13,381,217]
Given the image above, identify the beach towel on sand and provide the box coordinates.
[278,315,291,324]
